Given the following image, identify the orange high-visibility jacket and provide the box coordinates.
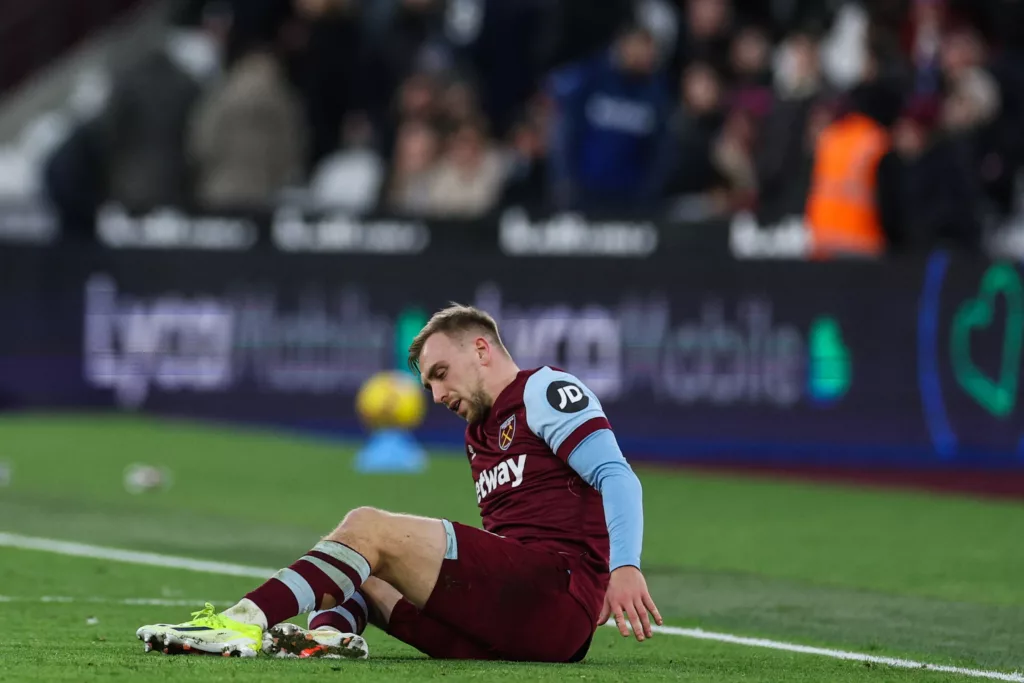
[804,113,891,257]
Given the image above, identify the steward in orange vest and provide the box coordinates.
[804,82,903,258]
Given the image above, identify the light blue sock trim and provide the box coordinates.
[312,540,371,582]
[274,567,316,614]
[300,555,355,603]
[441,519,458,560]
[350,590,368,616]
[307,606,357,632]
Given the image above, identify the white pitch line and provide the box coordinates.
[2,531,1021,682]
[599,623,1024,682]
[0,596,234,607]
[0,532,275,578]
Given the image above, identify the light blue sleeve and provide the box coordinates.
[524,367,644,571]
[567,429,644,571]
[522,367,608,458]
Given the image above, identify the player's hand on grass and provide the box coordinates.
[599,565,663,642]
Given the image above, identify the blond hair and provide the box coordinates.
[407,303,507,373]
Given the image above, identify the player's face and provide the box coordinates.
[419,332,491,424]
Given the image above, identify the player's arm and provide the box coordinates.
[567,429,643,572]
[566,428,663,642]
[523,369,663,641]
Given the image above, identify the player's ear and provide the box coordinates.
[474,336,489,363]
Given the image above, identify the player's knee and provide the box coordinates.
[326,507,414,576]
[335,506,386,536]
[323,506,386,546]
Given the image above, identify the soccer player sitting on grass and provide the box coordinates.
[136,304,661,661]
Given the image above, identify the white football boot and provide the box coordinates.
[136,603,262,657]
[263,622,369,660]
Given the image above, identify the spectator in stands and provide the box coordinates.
[634,0,683,70]
[382,118,440,215]
[377,71,440,163]
[443,0,547,138]
[187,34,306,210]
[436,77,484,133]
[986,54,1024,218]
[356,0,447,141]
[803,73,904,258]
[818,1,873,91]
[400,72,441,121]
[662,61,727,216]
[308,112,384,213]
[426,117,505,218]
[940,28,1001,131]
[80,1,229,212]
[904,0,948,96]
[546,23,672,211]
[728,24,774,118]
[985,0,1024,217]
[888,97,982,252]
[36,0,1023,252]
[714,23,774,211]
[798,60,905,259]
[710,106,759,211]
[291,0,363,170]
[755,28,833,220]
[501,106,550,208]
[937,26,1015,216]
[670,0,734,82]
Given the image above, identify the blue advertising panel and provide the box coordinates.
[0,244,1020,476]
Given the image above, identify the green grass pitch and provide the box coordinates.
[0,413,1021,682]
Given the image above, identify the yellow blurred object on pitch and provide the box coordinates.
[356,371,427,430]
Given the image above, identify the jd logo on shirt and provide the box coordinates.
[547,381,589,413]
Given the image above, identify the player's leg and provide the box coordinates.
[361,577,593,662]
[412,521,598,662]
[263,589,372,659]
[137,506,450,656]
[237,506,448,627]
[137,508,593,661]
[312,518,593,663]
[365,576,500,659]
[322,506,451,608]
[326,519,596,662]
[360,575,402,628]
[266,576,500,660]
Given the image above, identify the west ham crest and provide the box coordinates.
[498,414,516,451]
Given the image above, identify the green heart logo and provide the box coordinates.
[950,264,1024,418]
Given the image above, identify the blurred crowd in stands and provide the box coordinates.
[12,0,1024,256]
